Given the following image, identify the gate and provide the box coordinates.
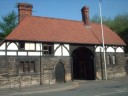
[71,47,95,80]
[55,63,65,83]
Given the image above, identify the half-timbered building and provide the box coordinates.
[0,3,127,88]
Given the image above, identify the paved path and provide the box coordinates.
[0,76,128,96]
[0,82,78,96]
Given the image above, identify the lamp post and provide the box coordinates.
[40,44,42,85]
[99,0,107,80]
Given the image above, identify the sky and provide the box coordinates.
[0,0,128,21]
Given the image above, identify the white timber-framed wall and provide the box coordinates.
[0,42,124,56]
[95,46,124,53]
[0,41,70,56]
[95,45,124,65]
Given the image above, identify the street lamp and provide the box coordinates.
[40,44,42,85]
[99,0,107,80]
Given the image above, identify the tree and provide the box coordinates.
[91,14,115,31]
[113,13,128,40]
[91,14,114,29]
[91,14,101,23]
[91,13,128,52]
[0,11,18,39]
[112,13,128,52]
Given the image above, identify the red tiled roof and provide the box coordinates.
[5,16,126,46]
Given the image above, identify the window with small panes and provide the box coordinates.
[43,44,53,55]
[19,61,36,73]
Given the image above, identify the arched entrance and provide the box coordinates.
[71,47,95,80]
[55,62,65,83]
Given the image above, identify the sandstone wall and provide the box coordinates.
[96,52,127,80]
[0,56,71,88]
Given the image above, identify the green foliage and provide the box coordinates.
[91,13,128,48]
[91,14,101,23]
[91,14,114,31]
[113,13,128,40]
[0,11,18,39]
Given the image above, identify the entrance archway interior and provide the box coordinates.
[72,47,95,80]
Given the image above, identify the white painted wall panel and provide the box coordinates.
[36,43,42,51]
[64,44,69,50]
[7,52,17,56]
[0,51,5,55]
[30,43,35,50]
[54,44,60,50]
[116,47,124,53]
[25,43,29,50]
[62,46,69,56]
[0,43,5,50]
[18,52,27,56]
[106,47,115,52]
[54,46,61,56]
[28,52,42,56]
[7,43,18,50]
[95,46,103,52]
[25,43,35,50]
[54,44,69,56]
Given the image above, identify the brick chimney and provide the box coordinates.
[81,6,90,27]
[18,3,33,23]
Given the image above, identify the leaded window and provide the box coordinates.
[106,55,110,65]
[19,42,25,50]
[112,55,116,65]
[19,61,36,73]
[43,44,52,55]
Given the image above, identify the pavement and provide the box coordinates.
[0,82,79,96]
[0,76,128,96]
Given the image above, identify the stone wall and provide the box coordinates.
[0,56,72,88]
[96,52,127,80]
[0,52,126,88]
